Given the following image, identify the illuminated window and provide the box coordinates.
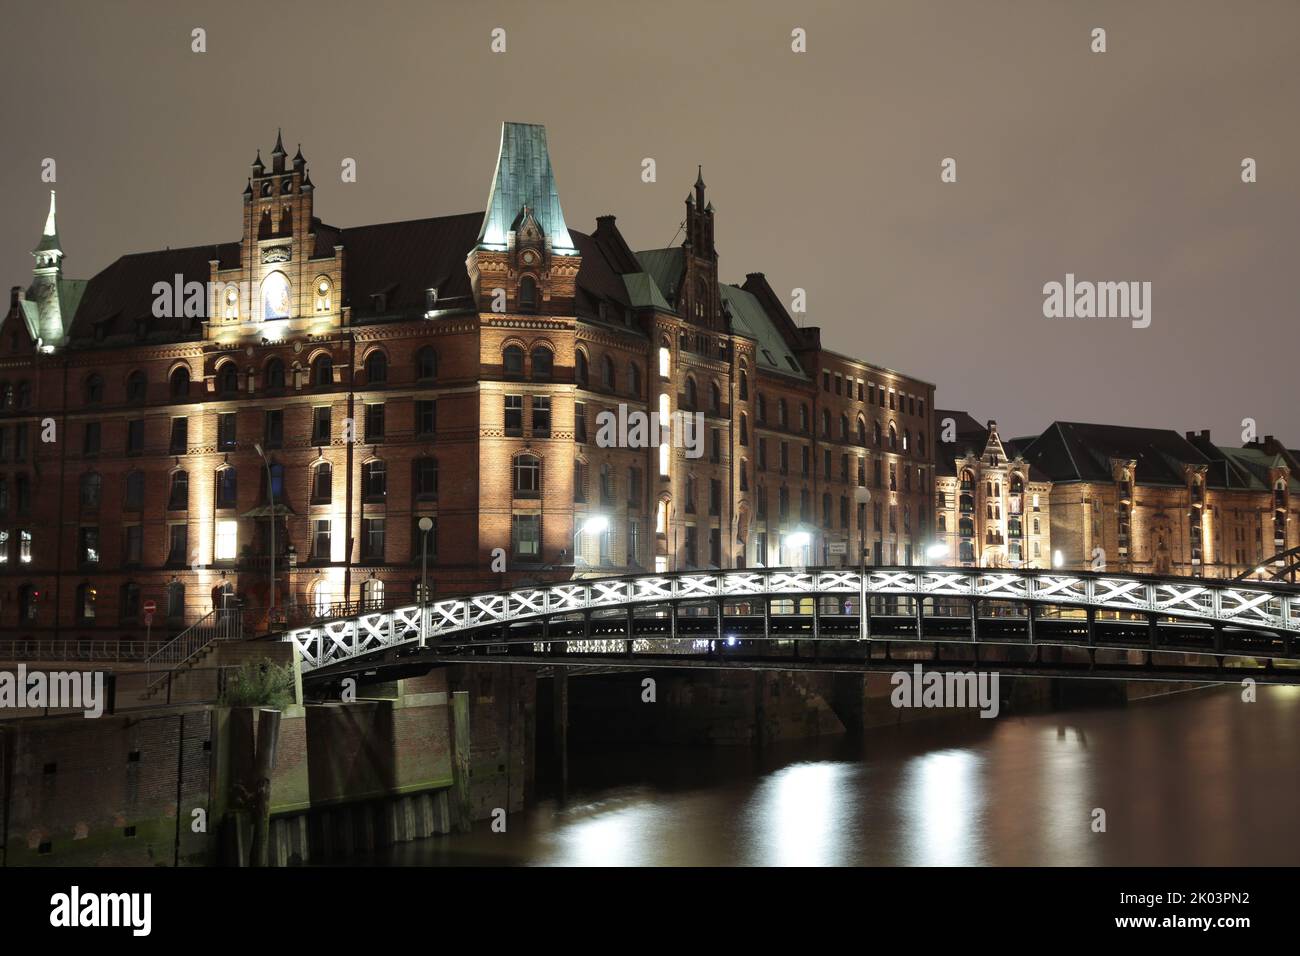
[314,276,332,313]
[658,345,670,378]
[262,271,291,320]
[215,519,238,560]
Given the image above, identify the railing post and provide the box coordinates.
[1086,606,1096,646]
[1026,603,1036,644]
[970,598,980,641]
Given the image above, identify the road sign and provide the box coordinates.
[829,541,848,555]
[143,599,157,616]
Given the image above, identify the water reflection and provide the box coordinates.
[362,685,1300,867]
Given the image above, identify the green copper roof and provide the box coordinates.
[719,283,806,379]
[1218,446,1300,491]
[33,190,62,259]
[635,248,684,304]
[622,272,671,310]
[477,122,573,252]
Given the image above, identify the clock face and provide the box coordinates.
[522,250,537,265]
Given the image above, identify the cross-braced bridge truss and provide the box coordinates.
[285,567,1300,681]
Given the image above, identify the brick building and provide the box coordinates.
[0,123,936,644]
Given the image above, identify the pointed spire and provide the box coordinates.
[301,168,314,191]
[33,190,62,263]
[272,128,286,156]
[252,149,265,174]
[243,178,254,200]
[293,143,306,172]
[694,165,706,208]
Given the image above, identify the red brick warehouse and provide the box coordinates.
[0,123,937,643]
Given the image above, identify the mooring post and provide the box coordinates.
[450,689,473,832]
[249,707,282,867]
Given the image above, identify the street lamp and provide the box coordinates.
[926,542,947,563]
[418,516,433,646]
[574,514,608,572]
[253,443,276,623]
[782,529,811,567]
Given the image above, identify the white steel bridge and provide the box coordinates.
[284,567,1300,685]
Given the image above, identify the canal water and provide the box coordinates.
[366,684,1300,866]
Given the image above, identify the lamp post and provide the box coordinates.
[418,516,433,647]
[854,487,872,638]
[253,443,276,625]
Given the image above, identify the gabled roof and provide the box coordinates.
[934,410,1049,480]
[634,248,684,305]
[1215,446,1300,492]
[1020,421,1219,486]
[477,122,574,252]
[719,283,806,379]
[341,212,481,320]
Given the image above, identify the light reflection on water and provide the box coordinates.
[364,685,1300,866]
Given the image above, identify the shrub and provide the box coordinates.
[221,660,295,709]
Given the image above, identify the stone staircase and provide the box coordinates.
[141,608,243,701]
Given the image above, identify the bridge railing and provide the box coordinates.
[283,566,1300,674]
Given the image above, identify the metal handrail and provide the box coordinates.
[145,607,244,689]
[0,639,165,663]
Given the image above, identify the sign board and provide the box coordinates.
[828,541,848,555]
[142,599,157,615]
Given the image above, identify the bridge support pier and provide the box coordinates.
[969,598,980,642]
[1086,607,1096,646]
[916,597,925,640]
[1147,612,1159,650]
[553,667,568,802]
[450,689,473,833]
[1027,604,1036,644]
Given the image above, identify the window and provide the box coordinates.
[365,351,388,384]
[170,417,188,455]
[311,462,332,504]
[362,518,386,561]
[504,395,523,436]
[574,460,587,503]
[518,276,538,312]
[168,524,188,565]
[124,471,144,511]
[364,403,385,443]
[77,584,97,622]
[217,413,236,450]
[709,479,721,516]
[600,464,615,505]
[512,514,541,559]
[314,276,332,313]
[0,477,7,515]
[264,409,283,448]
[416,400,436,438]
[85,374,104,404]
[217,363,240,396]
[361,576,385,608]
[658,344,670,378]
[312,519,332,561]
[532,396,551,436]
[261,463,285,504]
[532,348,553,382]
[83,422,101,457]
[602,356,616,391]
[19,529,31,563]
[120,583,141,622]
[80,472,102,510]
[362,460,387,501]
[265,358,286,391]
[215,519,238,561]
[685,378,697,409]
[312,407,331,445]
[413,518,437,563]
[739,414,748,446]
[124,526,143,565]
[414,458,439,499]
[514,454,541,497]
[170,366,191,398]
[575,350,589,386]
[574,402,587,444]
[710,381,722,412]
[416,347,438,381]
[627,363,641,397]
[739,369,749,401]
[168,471,189,511]
[504,345,525,378]
[216,467,237,508]
[126,370,147,403]
[628,466,643,505]
[312,354,333,387]
[79,527,100,565]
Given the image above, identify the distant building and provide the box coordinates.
[0,124,935,643]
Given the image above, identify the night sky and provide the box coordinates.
[2,0,1296,445]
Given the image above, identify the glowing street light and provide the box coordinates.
[573,514,609,571]
[1053,549,1065,569]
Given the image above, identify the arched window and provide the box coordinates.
[0,383,12,411]
[513,453,541,497]
[170,366,191,398]
[19,584,37,622]
[15,382,30,409]
[77,583,97,622]
[126,370,147,403]
[362,460,387,501]
[361,577,385,610]
[917,432,926,456]
[889,424,898,451]
[1010,474,1024,494]
[710,382,721,414]
[503,345,525,379]
[120,583,141,622]
[413,457,439,500]
[262,271,291,319]
[575,350,589,386]
[739,414,749,446]
[265,358,286,391]
[685,377,698,409]
[314,276,332,313]
[757,394,767,425]
[627,363,641,397]
[85,373,104,405]
[799,404,809,433]
[312,354,333,387]
[168,470,189,510]
[416,347,438,381]
[216,467,237,508]
[518,276,538,312]
[903,429,911,452]
[124,471,145,510]
[738,369,749,401]
[839,414,849,441]
[167,581,185,621]
[365,350,388,384]
[217,363,239,396]
[80,472,102,509]
[821,409,831,438]
[602,356,616,391]
[778,399,788,428]
[310,580,331,618]
[532,347,553,382]
[873,422,882,446]
[311,461,332,503]
[857,417,867,446]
